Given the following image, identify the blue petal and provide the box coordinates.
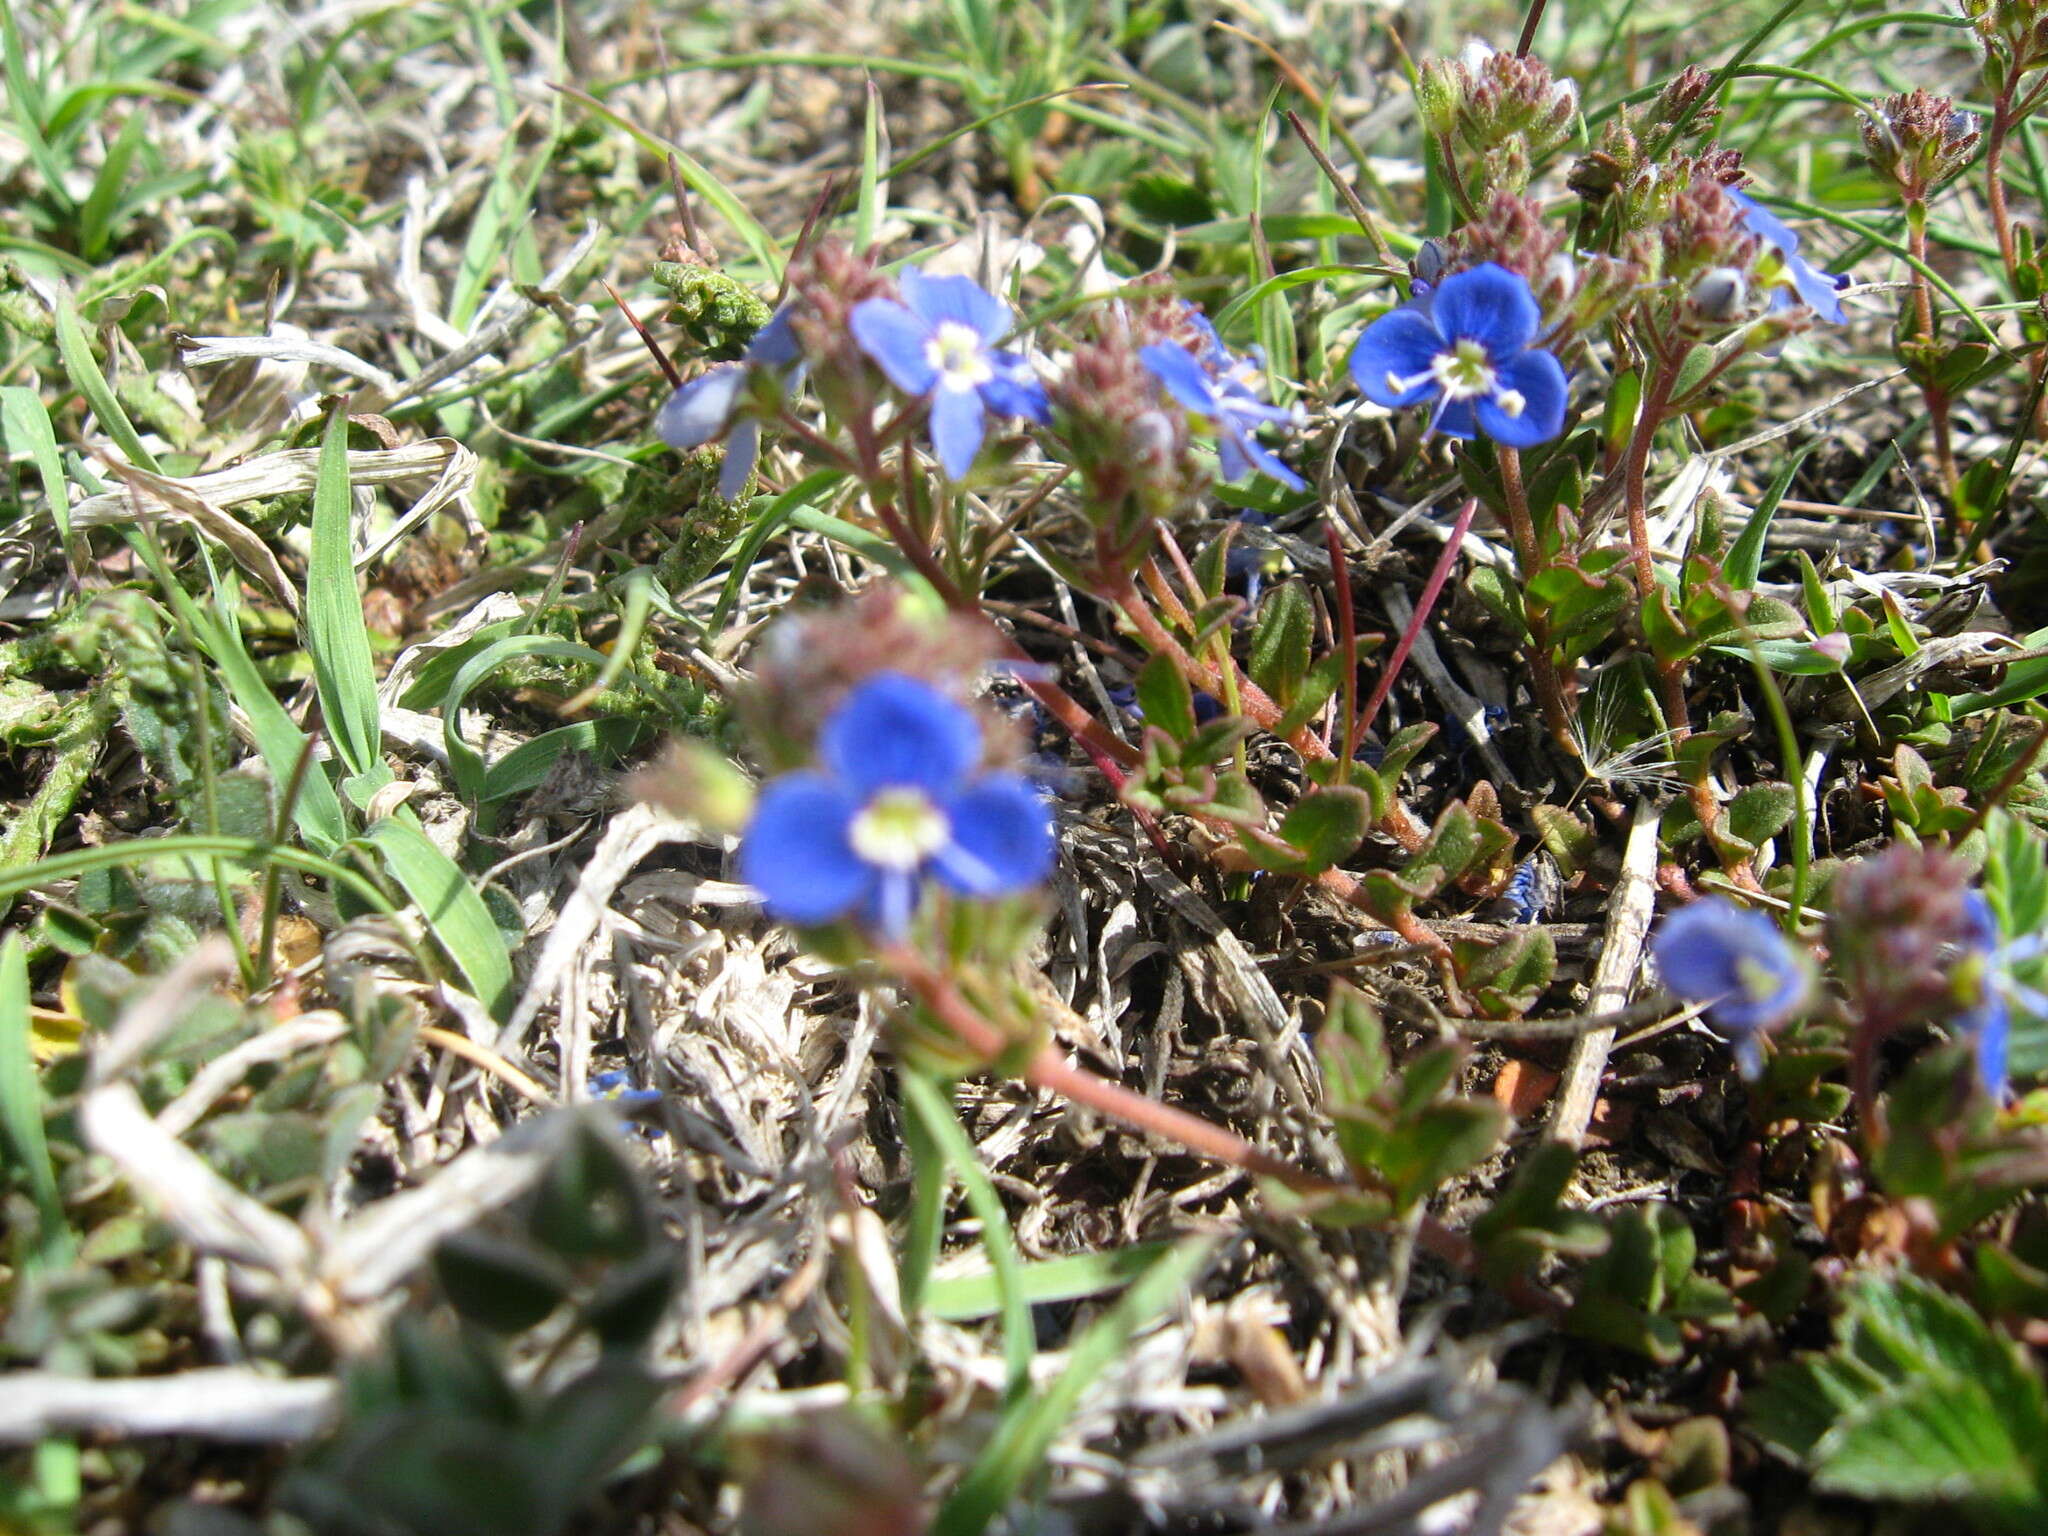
[850,298,938,395]
[1787,255,1847,324]
[1232,430,1307,492]
[1964,994,2011,1100]
[1216,430,1250,483]
[1140,342,1221,416]
[1217,387,1295,430]
[1430,397,1478,440]
[739,773,873,925]
[1348,309,1445,408]
[655,366,745,449]
[930,384,988,480]
[931,776,1054,896]
[1963,891,2001,950]
[899,268,1012,343]
[1475,347,1569,448]
[978,350,1050,424]
[1428,263,1542,355]
[717,419,760,500]
[818,672,982,796]
[865,867,921,939]
[1185,309,1231,369]
[1729,188,1798,253]
[747,306,801,368]
[1650,898,1804,1035]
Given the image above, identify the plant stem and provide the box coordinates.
[883,944,1558,1316]
[1496,452,1581,756]
[1323,520,1360,779]
[1905,199,1960,499]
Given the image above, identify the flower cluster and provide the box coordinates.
[1826,845,2021,1101]
[739,673,1054,938]
[1862,90,1981,202]
[1649,897,1810,1077]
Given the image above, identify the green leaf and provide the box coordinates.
[1723,443,1816,591]
[433,1231,570,1334]
[1,385,76,557]
[442,636,608,806]
[1275,785,1371,872]
[1248,580,1313,709]
[360,815,513,1015]
[924,1241,1177,1321]
[1133,651,1196,743]
[526,1116,652,1263]
[306,409,388,797]
[581,1251,679,1350]
[53,282,159,473]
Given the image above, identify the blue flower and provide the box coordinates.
[656,308,802,499]
[1347,263,1569,448]
[1950,890,2040,1100]
[1139,335,1307,493]
[739,673,1055,937]
[849,269,1050,480]
[1728,188,1847,325]
[1649,897,1809,1077]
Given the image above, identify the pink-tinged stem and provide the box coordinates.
[883,944,1562,1317]
[1325,521,1361,777]
[1353,499,1477,741]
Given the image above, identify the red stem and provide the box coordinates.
[1354,499,1477,741]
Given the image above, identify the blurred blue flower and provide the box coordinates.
[1348,263,1568,448]
[1140,337,1307,492]
[740,673,1054,937]
[656,308,801,499]
[1728,188,1847,324]
[1649,897,1808,1077]
[849,269,1049,479]
[1950,890,2041,1100]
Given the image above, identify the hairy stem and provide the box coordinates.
[1496,452,1581,757]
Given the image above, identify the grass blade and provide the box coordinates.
[899,1068,1035,1401]
[359,815,514,1016]
[935,1234,1220,1535]
[0,933,74,1271]
[52,284,160,473]
[305,408,389,800]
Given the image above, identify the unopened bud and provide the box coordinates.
[1692,267,1748,321]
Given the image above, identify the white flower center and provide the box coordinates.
[848,788,951,870]
[925,321,993,391]
[1384,337,1502,405]
[1428,337,1498,400]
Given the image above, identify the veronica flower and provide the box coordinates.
[656,308,801,499]
[1728,188,1847,325]
[1140,327,1307,492]
[1347,263,1568,448]
[1949,890,2041,1100]
[849,269,1050,480]
[739,673,1054,938]
[1649,897,1809,1077]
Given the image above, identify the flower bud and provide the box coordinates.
[1828,844,1986,1034]
[1691,267,1748,322]
[1862,89,1981,201]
